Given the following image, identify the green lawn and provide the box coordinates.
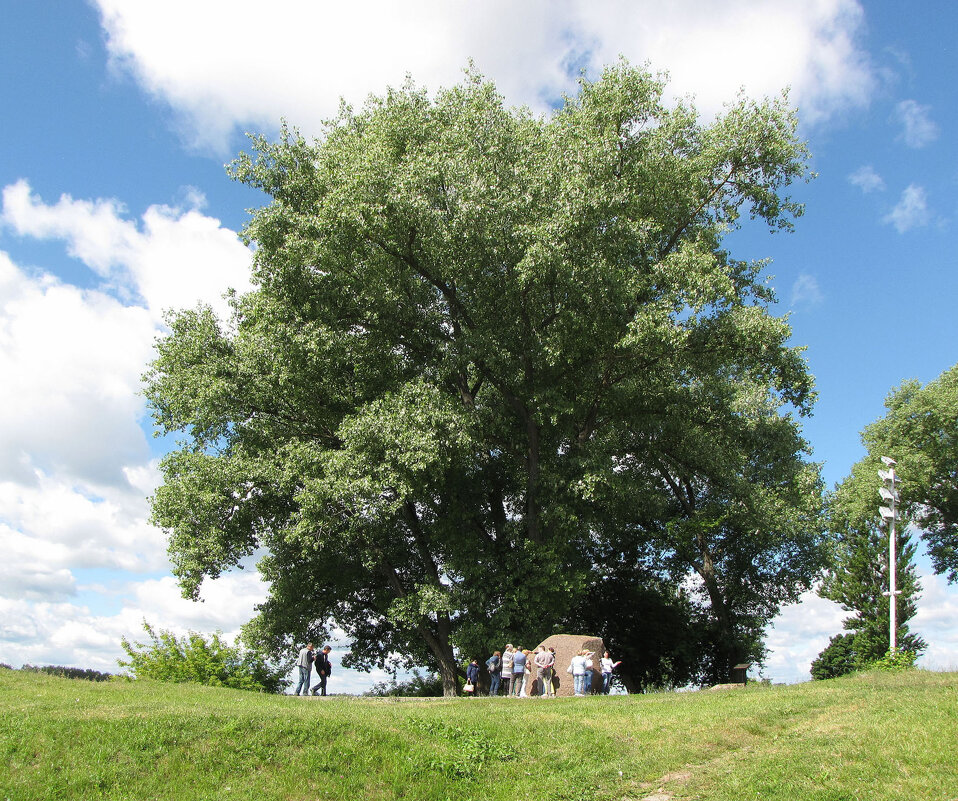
[1,667,955,800]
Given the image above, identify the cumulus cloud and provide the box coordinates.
[0,569,268,673]
[0,184,256,676]
[790,273,824,308]
[764,590,846,683]
[848,164,885,193]
[91,0,874,152]
[913,569,958,671]
[2,180,252,321]
[0,525,78,601]
[882,184,930,233]
[0,251,155,487]
[0,472,167,585]
[894,99,939,148]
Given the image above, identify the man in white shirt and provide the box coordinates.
[294,643,314,696]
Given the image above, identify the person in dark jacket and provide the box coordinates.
[311,646,333,696]
[465,659,480,695]
[486,651,502,696]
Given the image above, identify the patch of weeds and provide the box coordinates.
[407,718,517,778]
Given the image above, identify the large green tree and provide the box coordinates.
[145,63,822,695]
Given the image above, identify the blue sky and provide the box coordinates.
[1,1,956,690]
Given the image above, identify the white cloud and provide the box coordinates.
[894,99,939,148]
[0,186,258,677]
[882,184,930,233]
[1,180,252,321]
[764,589,846,683]
[790,273,824,308]
[0,526,78,601]
[0,472,168,585]
[92,0,874,152]
[913,570,958,671]
[848,164,885,193]
[0,569,267,673]
[0,250,155,487]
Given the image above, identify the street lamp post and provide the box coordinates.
[878,456,901,652]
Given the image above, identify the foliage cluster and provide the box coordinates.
[2,666,957,801]
[118,622,288,693]
[860,363,958,582]
[866,648,919,672]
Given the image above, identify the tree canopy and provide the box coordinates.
[858,364,958,582]
[145,63,823,695]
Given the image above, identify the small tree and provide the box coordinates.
[814,458,926,679]
[118,622,288,693]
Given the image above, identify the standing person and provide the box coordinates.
[584,651,595,695]
[465,659,480,696]
[486,650,502,696]
[294,642,314,696]
[511,646,526,696]
[570,650,588,696]
[547,648,558,696]
[600,651,621,694]
[311,645,332,696]
[520,649,533,697]
[534,645,554,697]
[501,645,515,697]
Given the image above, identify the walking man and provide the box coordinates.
[311,645,333,696]
[294,642,314,696]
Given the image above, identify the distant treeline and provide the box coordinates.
[9,664,114,682]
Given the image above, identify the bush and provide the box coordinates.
[862,649,918,672]
[119,621,288,693]
[810,633,859,680]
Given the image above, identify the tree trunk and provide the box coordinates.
[437,650,461,697]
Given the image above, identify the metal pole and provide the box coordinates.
[889,480,897,653]
[879,457,899,654]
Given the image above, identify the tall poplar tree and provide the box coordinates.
[145,63,822,694]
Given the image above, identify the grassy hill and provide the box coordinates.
[1,667,955,800]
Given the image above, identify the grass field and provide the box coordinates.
[1,667,956,800]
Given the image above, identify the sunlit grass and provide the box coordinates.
[1,667,955,800]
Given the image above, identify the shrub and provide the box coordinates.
[119,621,288,693]
[862,649,918,672]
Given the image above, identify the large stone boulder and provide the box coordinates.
[535,634,604,697]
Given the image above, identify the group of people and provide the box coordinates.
[466,645,620,697]
[293,642,333,696]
